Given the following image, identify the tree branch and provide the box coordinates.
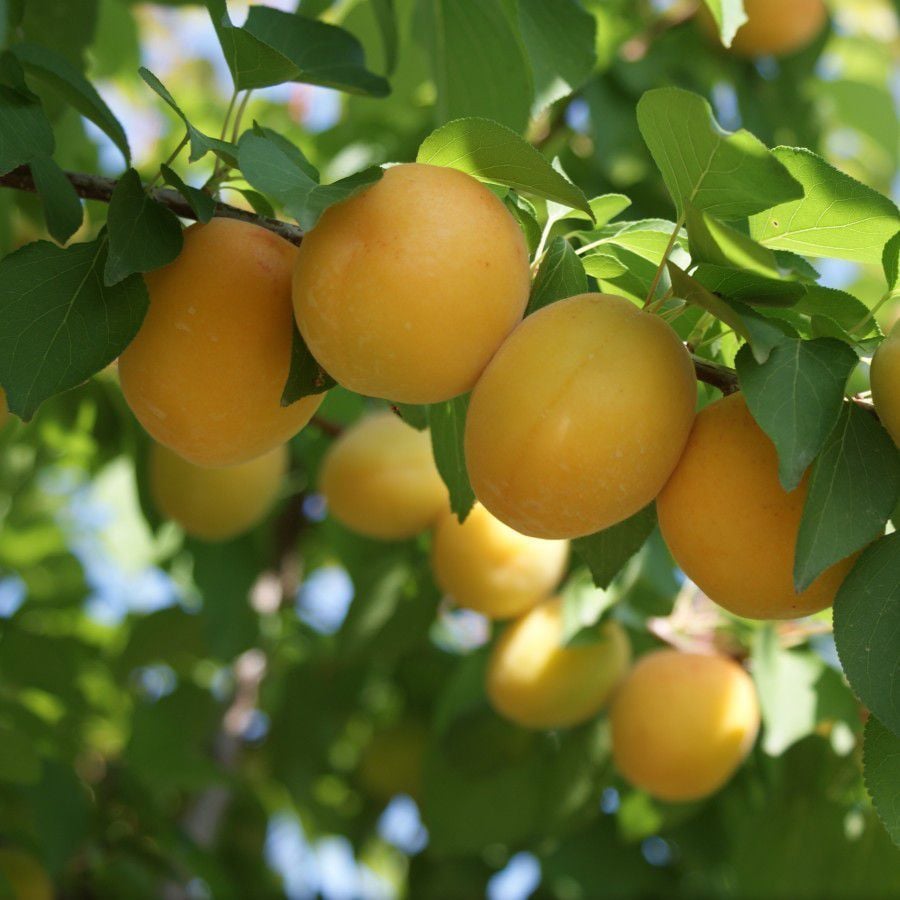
[0,166,877,413]
[0,165,304,245]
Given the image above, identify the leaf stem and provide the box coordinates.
[643,213,685,309]
[230,90,253,145]
[146,134,190,191]
[848,289,898,336]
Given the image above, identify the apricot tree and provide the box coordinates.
[0,1,897,898]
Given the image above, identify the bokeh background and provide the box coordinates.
[0,1,898,898]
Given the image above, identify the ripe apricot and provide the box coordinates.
[149,441,287,541]
[657,393,855,619]
[465,293,696,539]
[431,504,569,620]
[358,721,428,802]
[871,321,900,446]
[292,163,530,404]
[119,218,322,467]
[486,597,631,729]
[611,650,760,802]
[0,848,53,900]
[703,0,827,57]
[319,411,447,540]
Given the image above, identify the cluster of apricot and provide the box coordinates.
[89,156,895,803]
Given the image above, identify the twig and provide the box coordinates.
[0,166,304,245]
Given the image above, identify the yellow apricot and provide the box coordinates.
[319,411,447,540]
[871,320,900,447]
[0,848,53,900]
[292,163,530,404]
[465,293,696,539]
[657,393,855,619]
[150,442,287,541]
[611,650,760,802]
[431,504,569,620]
[701,0,826,57]
[358,721,428,802]
[119,218,322,467]
[486,597,631,729]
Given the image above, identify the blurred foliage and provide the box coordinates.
[0,0,898,898]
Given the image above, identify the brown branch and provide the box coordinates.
[0,165,304,245]
[0,165,880,415]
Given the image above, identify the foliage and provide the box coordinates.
[0,1,897,898]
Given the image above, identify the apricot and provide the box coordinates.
[465,293,696,539]
[292,163,530,404]
[703,0,827,58]
[319,411,447,540]
[657,393,855,619]
[611,650,760,802]
[149,441,287,541]
[119,218,322,467]
[0,848,53,900]
[871,320,900,446]
[358,721,428,802]
[431,504,569,620]
[486,597,631,729]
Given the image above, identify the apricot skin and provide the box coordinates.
[465,293,697,539]
[292,163,530,404]
[703,0,827,57]
[431,504,569,620]
[319,411,447,540]
[486,597,631,730]
[657,393,855,619]
[150,442,287,541]
[119,218,322,468]
[0,848,53,900]
[611,650,760,802]
[871,321,900,447]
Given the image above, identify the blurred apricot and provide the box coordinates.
[871,320,900,446]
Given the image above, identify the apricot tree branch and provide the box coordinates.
[0,165,305,245]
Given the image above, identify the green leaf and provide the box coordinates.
[795,405,900,591]
[693,264,805,307]
[0,82,54,176]
[244,6,390,96]
[701,0,748,45]
[232,188,274,218]
[104,168,183,286]
[370,0,397,74]
[686,205,784,277]
[28,155,82,243]
[736,338,859,491]
[518,0,596,111]
[205,0,298,90]
[418,117,591,215]
[864,716,900,845]
[239,131,380,230]
[0,238,148,419]
[572,504,657,590]
[160,164,215,224]
[752,627,828,756]
[749,148,900,264]
[581,253,627,279]
[560,567,614,645]
[527,237,587,315]
[393,403,429,431]
[0,721,41,784]
[637,87,801,220]
[668,263,786,362]
[883,230,900,290]
[281,319,335,405]
[12,41,129,164]
[834,532,900,736]
[429,394,475,521]
[588,194,631,228]
[139,67,238,166]
[428,0,532,132]
[794,285,877,335]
